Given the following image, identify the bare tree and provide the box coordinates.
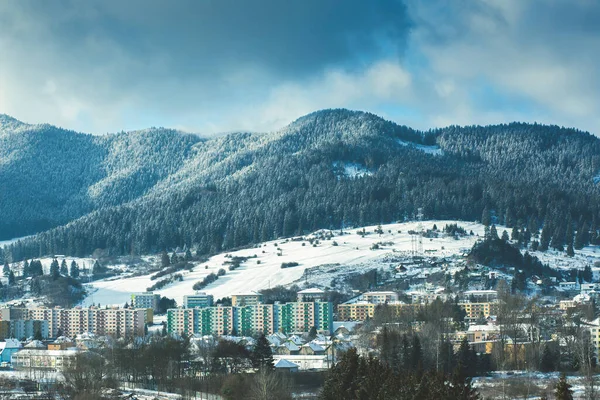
[250,368,292,400]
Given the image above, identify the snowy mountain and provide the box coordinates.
[2,109,600,262]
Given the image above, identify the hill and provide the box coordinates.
[1,109,600,262]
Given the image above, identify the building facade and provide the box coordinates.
[183,292,214,308]
[131,292,161,311]
[1,307,146,338]
[167,301,334,336]
[361,291,399,304]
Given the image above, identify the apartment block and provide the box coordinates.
[237,304,275,336]
[131,292,161,311]
[459,302,499,321]
[167,301,334,336]
[2,307,146,338]
[0,320,49,340]
[183,292,214,308]
[337,303,376,321]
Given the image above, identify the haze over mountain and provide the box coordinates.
[1,109,600,262]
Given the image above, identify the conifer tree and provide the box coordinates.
[3,261,10,277]
[251,334,274,369]
[60,259,68,276]
[555,373,574,400]
[8,271,15,285]
[540,344,556,372]
[22,260,30,278]
[501,230,510,242]
[161,251,170,268]
[511,226,519,241]
[50,258,60,279]
[69,260,80,278]
[566,243,575,257]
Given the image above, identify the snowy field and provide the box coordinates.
[82,220,487,306]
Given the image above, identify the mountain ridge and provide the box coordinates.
[1,109,599,261]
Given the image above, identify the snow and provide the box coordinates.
[0,235,33,247]
[332,161,373,178]
[397,139,444,156]
[82,220,487,307]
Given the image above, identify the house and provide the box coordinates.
[274,359,299,372]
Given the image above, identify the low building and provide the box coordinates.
[297,288,326,303]
[0,339,22,363]
[184,292,214,308]
[12,348,79,372]
[361,291,399,304]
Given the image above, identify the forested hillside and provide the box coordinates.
[0,115,200,239]
[2,109,600,262]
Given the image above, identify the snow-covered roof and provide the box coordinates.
[0,339,22,350]
[274,359,298,369]
[467,324,499,332]
[53,336,73,343]
[24,340,45,349]
[283,342,301,352]
[298,288,325,294]
[305,342,325,352]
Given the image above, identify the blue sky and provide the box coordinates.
[0,0,599,136]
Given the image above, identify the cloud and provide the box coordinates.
[0,0,599,136]
[0,0,411,133]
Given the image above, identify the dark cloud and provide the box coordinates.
[0,0,599,136]
[2,0,411,79]
[0,0,412,132]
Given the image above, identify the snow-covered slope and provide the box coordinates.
[82,220,486,306]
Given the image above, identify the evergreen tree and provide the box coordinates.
[540,344,556,372]
[566,243,575,257]
[60,259,68,276]
[574,221,590,250]
[410,335,423,371]
[481,206,491,227]
[540,223,552,251]
[170,252,178,265]
[511,226,519,241]
[555,373,574,400]
[2,261,9,277]
[456,337,476,377]
[50,258,60,279]
[22,260,30,278]
[308,326,318,341]
[184,249,193,261]
[490,225,499,240]
[251,334,274,369]
[161,251,170,268]
[501,230,510,242]
[69,260,80,278]
[551,223,565,251]
[8,271,15,285]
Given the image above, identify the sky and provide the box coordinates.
[0,0,599,136]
